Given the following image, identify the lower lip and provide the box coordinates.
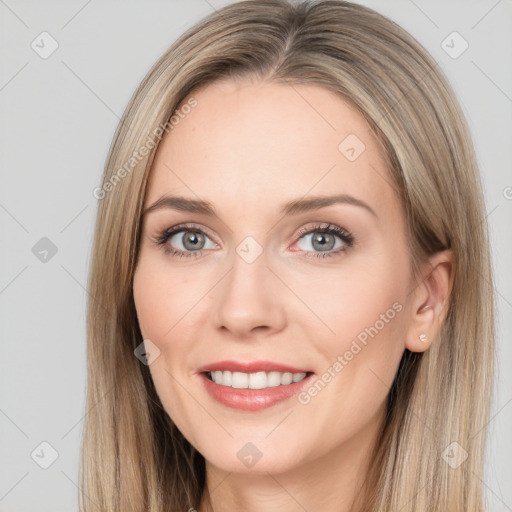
[199,372,314,411]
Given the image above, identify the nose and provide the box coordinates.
[212,247,287,339]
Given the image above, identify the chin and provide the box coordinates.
[205,452,301,476]
[195,434,310,476]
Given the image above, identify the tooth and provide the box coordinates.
[280,372,293,385]
[223,370,232,386]
[209,370,308,388]
[232,371,249,388]
[249,371,267,389]
[267,371,282,387]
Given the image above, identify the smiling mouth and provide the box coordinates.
[204,370,312,389]
[197,360,315,410]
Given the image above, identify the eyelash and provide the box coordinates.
[152,222,354,260]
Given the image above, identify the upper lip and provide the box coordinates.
[197,360,312,374]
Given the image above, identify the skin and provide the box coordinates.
[133,78,452,512]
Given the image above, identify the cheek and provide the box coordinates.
[133,257,192,339]
[300,252,410,410]
[304,256,408,348]
[133,260,202,437]
[132,261,194,387]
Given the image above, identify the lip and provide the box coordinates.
[196,360,312,374]
[196,360,314,411]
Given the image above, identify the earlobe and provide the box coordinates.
[405,304,435,353]
[405,250,454,353]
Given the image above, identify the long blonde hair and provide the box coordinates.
[81,1,495,510]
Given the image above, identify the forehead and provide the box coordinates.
[144,79,397,219]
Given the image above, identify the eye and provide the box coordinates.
[153,223,217,259]
[152,222,354,260]
[293,223,354,259]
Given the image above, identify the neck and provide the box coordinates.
[198,404,385,512]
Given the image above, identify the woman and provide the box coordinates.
[82,1,495,510]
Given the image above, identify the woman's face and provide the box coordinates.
[133,78,417,475]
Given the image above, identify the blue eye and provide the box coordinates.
[293,223,354,259]
[153,222,354,260]
[155,223,217,259]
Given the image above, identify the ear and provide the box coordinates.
[405,249,454,353]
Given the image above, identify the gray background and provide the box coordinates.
[0,0,510,510]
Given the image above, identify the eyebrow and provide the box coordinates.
[142,193,377,218]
